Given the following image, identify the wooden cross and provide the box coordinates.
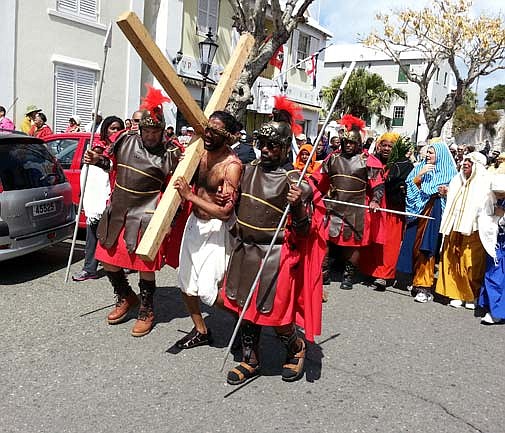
[116,11,254,261]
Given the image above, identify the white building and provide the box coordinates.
[1,0,141,132]
[1,0,331,138]
[320,44,455,143]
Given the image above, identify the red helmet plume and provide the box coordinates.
[340,114,365,133]
[272,95,303,136]
[140,84,171,127]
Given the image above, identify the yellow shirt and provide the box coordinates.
[20,116,32,134]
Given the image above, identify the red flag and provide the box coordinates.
[269,45,284,70]
[305,54,316,78]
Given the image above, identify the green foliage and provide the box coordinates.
[387,136,414,168]
[452,105,500,137]
[485,84,505,110]
[321,68,407,127]
[463,89,477,110]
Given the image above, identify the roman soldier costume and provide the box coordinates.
[222,96,326,385]
[94,85,182,337]
[313,114,385,290]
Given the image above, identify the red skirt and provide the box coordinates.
[359,212,404,279]
[95,226,164,271]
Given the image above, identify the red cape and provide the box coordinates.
[222,179,327,343]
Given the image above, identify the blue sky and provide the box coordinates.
[317,0,505,106]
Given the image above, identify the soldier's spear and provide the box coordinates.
[323,198,435,220]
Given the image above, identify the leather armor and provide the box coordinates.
[226,163,311,313]
[322,153,368,241]
[97,132,181,253]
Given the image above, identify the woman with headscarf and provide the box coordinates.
[294,143,320,174]
[478,174,505,324]
[435,152,491,308]
[65,115,82,133]
[396,141,458,303]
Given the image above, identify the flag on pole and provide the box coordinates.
[269,44,284,71]
[305,53,319,88]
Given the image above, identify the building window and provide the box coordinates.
[444,72,448,86]
[297,33,310,63]
[57,0,98,22]
[435,67,440,82]
[54,65,96,133]
[392,106,405,127]
[198,0,219,33]
[397,64,409,83]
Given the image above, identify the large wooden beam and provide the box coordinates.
[117,11,207,135]
[134,32,255,261]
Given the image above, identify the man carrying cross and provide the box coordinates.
[173,111,243,349]
[84,86,182,337]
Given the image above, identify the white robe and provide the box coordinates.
[178,212,233,306]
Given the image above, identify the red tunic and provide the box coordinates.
[222,165,326,342]
[312,152,385,248]
[95,132,184,271]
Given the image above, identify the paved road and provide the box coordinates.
[1,240,503,433]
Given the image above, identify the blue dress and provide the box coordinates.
[478,227,505,320]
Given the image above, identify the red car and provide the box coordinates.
[44,132,95,228]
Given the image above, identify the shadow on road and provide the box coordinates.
[0,240,85,285]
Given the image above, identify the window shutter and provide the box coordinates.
[291,29,299,66]
[55,66,76,133]
[58,0,78,14]
[208,0,219,32]
[75,70,95,126]
[198,0,209,31]
[79,0,97,21]
[54,65,96,133]
[198,0,219,33]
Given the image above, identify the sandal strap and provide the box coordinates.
[229,362,259,381]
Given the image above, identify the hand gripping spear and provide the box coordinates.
[219,60,358,372]
[64,23,113,283]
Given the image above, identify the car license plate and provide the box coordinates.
[33,202,56,216]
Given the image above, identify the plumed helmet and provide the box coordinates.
[139,84,170,129]
[258,95,303,149]
[340,114,365,145]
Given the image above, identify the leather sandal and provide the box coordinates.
[281,339,306,382]
[227,362,260,385]
[175,327,212,349]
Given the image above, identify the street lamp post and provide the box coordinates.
[198,28,219,109]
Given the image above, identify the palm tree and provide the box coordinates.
[321,68,407,128]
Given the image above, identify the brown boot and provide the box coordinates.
[106,270,139,324]
[131,279,155,337]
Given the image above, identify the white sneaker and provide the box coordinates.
[449,299,463,308]
[414,291,433,303]
[464,301,475,310]
[414,292,427,303]
[480,312,505,325]
[481,313,495,324]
